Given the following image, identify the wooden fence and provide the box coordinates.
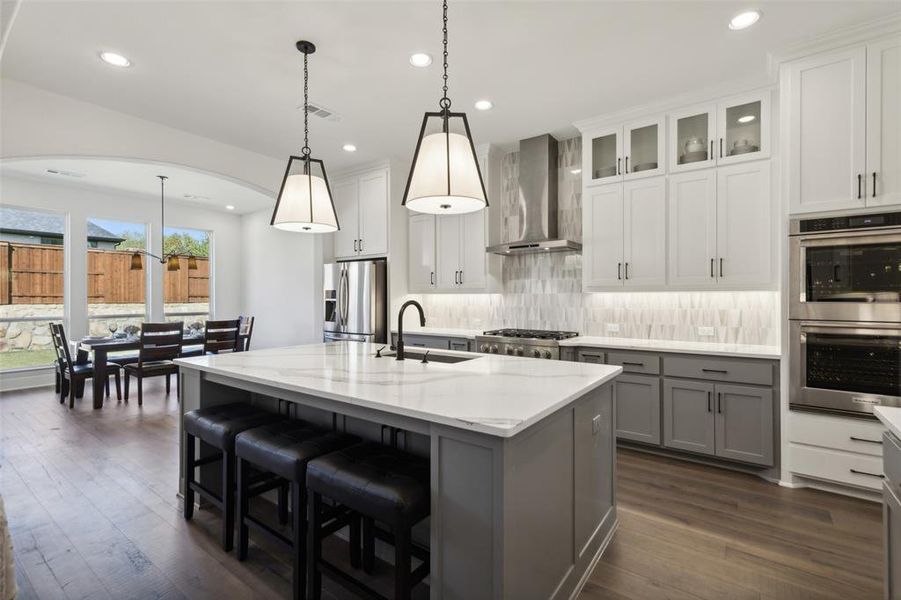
[0,242,209,305]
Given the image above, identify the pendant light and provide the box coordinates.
[402,0,487,215]
[130,175,199,271]
[271,41,339,233]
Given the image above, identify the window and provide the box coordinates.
[164,226,210,334]
[86,218,147,337]
[0,207,65,370]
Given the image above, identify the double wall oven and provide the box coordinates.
[789,211,901,417]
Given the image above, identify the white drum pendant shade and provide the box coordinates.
[404,129,487,215]
[271,156,339,233]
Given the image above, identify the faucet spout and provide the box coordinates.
[395,300,426,361]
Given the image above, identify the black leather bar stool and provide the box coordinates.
[306,441,430,600]
[234,421,360,600]
[183,403,283,551]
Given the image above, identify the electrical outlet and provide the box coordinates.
[698,326,715,337]
[592,415,601,435]
[605,323,620,334]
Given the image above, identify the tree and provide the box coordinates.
[115,230,146,250]
[163,231,209,257]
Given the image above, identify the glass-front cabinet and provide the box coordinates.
[668,91,771,172]
[587,117,665,185]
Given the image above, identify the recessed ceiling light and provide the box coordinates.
[409,53,432,68]
[728,10,761,30]
[342,144,357,152]
[99,51,131,68]
[737,115,756,124]
[225,205,235,211]
[570,168,582,175]
[474,100,493,111]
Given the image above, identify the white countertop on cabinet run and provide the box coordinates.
[560,336,781,359]
[875,407,901,441]
[175,342,621,438]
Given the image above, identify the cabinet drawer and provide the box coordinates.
[885,432,901,490]
[664,355,773,386]
[788,411,886,457]
[789,443,885,491]
[607,352,660,375]
[577,349,605,364]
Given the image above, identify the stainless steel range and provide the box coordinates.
[475,329,579,360]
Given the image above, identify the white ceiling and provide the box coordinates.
[2,0,900,176]
[0,157,275,214]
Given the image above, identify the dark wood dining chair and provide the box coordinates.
[236,315,255,352]
[50,323,121,409]
[203,319,241,354]
[124,321,184,406]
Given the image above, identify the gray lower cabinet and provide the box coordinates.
[577,348,605,364]
[615,374,660,445]
[714,383,773,466]
[449,339,470,352]
[663,379,715,456]
[391,333,471,352]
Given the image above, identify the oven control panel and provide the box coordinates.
[798,211,901,233]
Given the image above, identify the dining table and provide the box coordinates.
[77,333,205,409]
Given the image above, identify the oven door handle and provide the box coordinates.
[795,230,901,245]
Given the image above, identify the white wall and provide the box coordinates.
[240,209,322,349]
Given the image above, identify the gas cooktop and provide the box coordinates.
[481,329,579,341]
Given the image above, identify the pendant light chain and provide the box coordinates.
[302,51,311,157]
[439,0,450,112]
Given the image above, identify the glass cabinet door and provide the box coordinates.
[669,105,716,172]
[717,92,770,164]
[623,117,664,179]
[589,128,622,184]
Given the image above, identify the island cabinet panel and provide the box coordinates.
[715,384,774,466]
[614,374,661,445]
[663,378,716,456]
[884,431,901,600]
[575,383,615,558]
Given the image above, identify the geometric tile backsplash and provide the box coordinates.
[403,136,780,346]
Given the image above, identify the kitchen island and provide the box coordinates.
[175,342,621,600]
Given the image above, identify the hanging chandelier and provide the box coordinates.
[271,40,339,233]
[402,0,487,215]
[129,175,198,271]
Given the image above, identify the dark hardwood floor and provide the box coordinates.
[1,384,882,599]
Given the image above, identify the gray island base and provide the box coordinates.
[176,343,621,599]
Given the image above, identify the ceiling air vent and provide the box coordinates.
[46,169,86,178]
[298,102,341,122]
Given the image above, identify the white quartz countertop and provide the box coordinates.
[175,342,621,438]
[389,327,483,340]
[875,407,901,441]
[559,336,781,359]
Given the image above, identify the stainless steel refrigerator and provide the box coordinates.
[323,259,387,344]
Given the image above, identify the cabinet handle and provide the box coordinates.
[719,258,723,278]
[353,239,358,252]
[873,172,877,198]
[857,174,862,199]
[454,270,459,285]
[710,258,715,278]
[617,158,621,176]
[849,468,884,479]
[709,140,714,161]
[359,238,363,252]
[617,262,622,280]
[707,391,712,412]
[717,392,722,414]
[621,361,644,367]
[459,270,463,285]
[702,368,729,374]
[719,138,723,158]
[625,262,630,280]
[430,271,435,286]
[849,436,882,445]
[625,156,629,174]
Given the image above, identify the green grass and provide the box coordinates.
[0,349,56,370]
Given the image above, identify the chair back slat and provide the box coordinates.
[138,322,184,364]
[236,316,255,352]
[50,323,74,370]
[203,319,240,354]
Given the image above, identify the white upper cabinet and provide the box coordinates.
[669,104,718,173]
[583,185,624,288]
[436,215,462,289]
[716,162,772,287]
[866,36,901,207]
[408,214,436,291]
[332,167,389,260]
[623,177,667,286]
[668,170,717,286]
[459,210,488,289]
[787,46,867,214]
[587,117,665,185]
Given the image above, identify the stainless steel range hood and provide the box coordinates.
[486,134,582,255]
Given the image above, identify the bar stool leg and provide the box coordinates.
[184,433,195,520]
[222,449,235,551]
[306,492,323,600]
[236,456,249,561]
[278,484,289,525]
[349,515,362,569]
[394,526,411,600]
[291,481,306,600]
[362,517,375,574]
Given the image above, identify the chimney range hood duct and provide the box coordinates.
[486,134,582,255]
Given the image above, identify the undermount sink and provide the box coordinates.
[385,350,478,364]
